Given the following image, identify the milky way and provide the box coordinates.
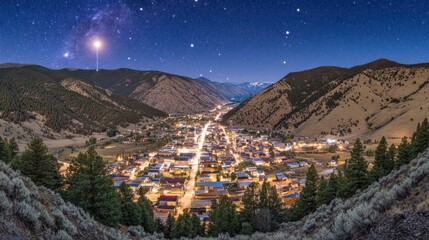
[59,2,132,65]
[0,0,428,82]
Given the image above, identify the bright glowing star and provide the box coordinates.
[190,43,194,48]
[283,61,286,64]
[209,70,212,73]
[139,7,143,11]
[286,31,290,35]
[127,57,131,60]
[94,40,102,49]
[63,52,70,58]
[297,8,300,12]
[93,39,102,71]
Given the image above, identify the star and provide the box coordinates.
[283,61,287,64]
[297,8,300,12]
[190,43,195,48]
[286,31,290,35]
[127,57,131,60]
[63,52,70,58]
[139,7,143,11]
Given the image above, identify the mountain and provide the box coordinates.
[0,161,159,240]
[0,66,167,134]
[196,77,272,103]
[33,68,230,114]
[223,59,429,139]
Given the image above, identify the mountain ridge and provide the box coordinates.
[223,58,429,139]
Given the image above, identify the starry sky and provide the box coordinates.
[0,0,428,83]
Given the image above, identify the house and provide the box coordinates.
[287,162,300,168]
[275,172,288,181]
[158,195,179,206]
[252,158,263,166]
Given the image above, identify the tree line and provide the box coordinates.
[288,118,429,221]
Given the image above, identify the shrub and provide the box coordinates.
[10,177,30,201]
[128,225,147,238]
[15,201,41,229]
[0,172,11,191]
[55,230,73,240]
[52,209,78,236]
[0,191,12,213]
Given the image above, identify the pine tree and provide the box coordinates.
[385,144,396,174]
[154,218,165,233]
[396,137,411,168]
[343,138,368,197]
[294,164,319,219]
[0,137,9,163]
[316,176,329,206]
[370,137,388,181]
[63,147,121,227]
[241,182,259,225]
[259,180,270,208]
[164,214,175,239]
[411,118,429,158]
[192,213,205,237]
[137,190,155,233]
[18,137,62,190]
[267,185,284,229]
[118,182,141,226]
[8,137,19,159]
[208,195,240,237]
[172,211,194,238]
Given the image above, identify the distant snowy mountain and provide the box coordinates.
[196,78,272,103]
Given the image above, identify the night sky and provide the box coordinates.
[0,0,428,83]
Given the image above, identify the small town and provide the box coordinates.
[103,106,350,223]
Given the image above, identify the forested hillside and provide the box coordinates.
[0,66,167,134]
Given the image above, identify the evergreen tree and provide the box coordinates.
[17,137,62,190]
[241,182,259,225]
[396,137,411,168]
[370,136,388,181]
[267,185,284,229]
[118,182,141,226]
[343,139,368,198]
[294,164,319,219]
[208,195,240,237]
[154,218,165,233]
[316,176,329,206]
[411,118,429,158]
[63,147,121,227]
[164,214,175,239]
[0,137,9,163]
[259,180,270,208]
[385,144,396,174]
[137,191,155,233]
[8,137,19,159]
[192,213,205,237]
[172,211,194,238]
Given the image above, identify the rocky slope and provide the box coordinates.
[0,161,161,240]
[223,59,429,139]
[0,66,166,134]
